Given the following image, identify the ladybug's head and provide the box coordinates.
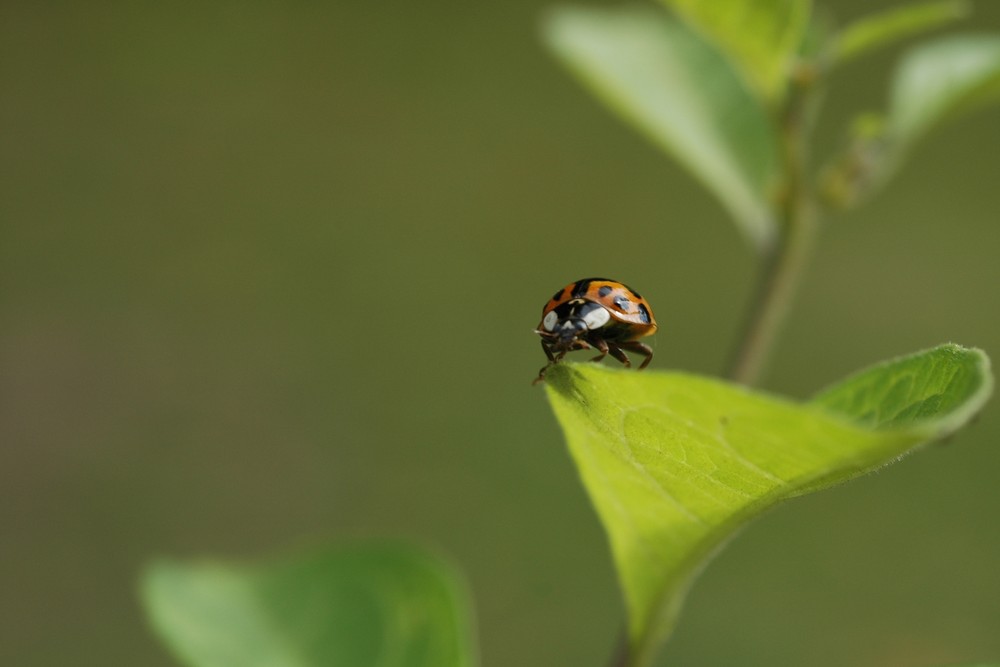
[537,317,588,350]
[537,299,611,350]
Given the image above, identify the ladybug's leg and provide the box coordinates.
[619,340,653,370]
[589,337,609,363]
[606,342,632,368]
[534,359,559,385]
[534,341,556,385]
[534,340,571,385]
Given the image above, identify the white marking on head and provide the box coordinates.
[583,306,611,330]
[542,310,559,332]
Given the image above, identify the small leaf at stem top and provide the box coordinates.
[888,34,1000,149]
[823,34,1000,206]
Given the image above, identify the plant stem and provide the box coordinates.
[607,631,629,667]
[726,200,817,386]
[727,66,820,386]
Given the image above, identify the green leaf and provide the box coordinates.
[141,543,476,667]
[544,5,779,249]
[888,34,1000,149]
[826,34,1000,206]
[657,0,811,102]
[832,0,970,66]
[543,344,991,667]
[813,344,989,431]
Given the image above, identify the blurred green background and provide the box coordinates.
[2,1,999,666]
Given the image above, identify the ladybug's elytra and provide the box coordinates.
[534,277,657,384]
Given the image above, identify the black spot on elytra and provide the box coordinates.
[597,285,613,298]
[571,279,591,298]
[638,303,651,324]
[551,288,564,303]
[613,295,632,312]
[629,288,642,300]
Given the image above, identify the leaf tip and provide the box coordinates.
[812,343,993,436]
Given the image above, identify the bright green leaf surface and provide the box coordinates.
[813,344,989,431]
[657,0,811,102]
[544,344,991,667]
[832,0,970,66]
[141,544,476,667]
[889,34,1000,148]
[544,5,779,249]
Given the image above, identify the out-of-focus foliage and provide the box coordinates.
[142,544,476,667]
[824,33,1000,205]
[655,0,811,102]
[545,6,779,248]
[545,1,1000,220]
[888,35,1000,148]
[832,0,970,64]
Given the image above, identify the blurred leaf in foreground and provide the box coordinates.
[657,0,811,103]
[544,5,779,249]
[832,0,970,66]
[141,543,476,667]
[544,344,992,667]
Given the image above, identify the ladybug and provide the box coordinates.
[534,277,657,384]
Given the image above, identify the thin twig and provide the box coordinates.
[726,65,821,386]
[726,203,818,385]
[606,631,629,667]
